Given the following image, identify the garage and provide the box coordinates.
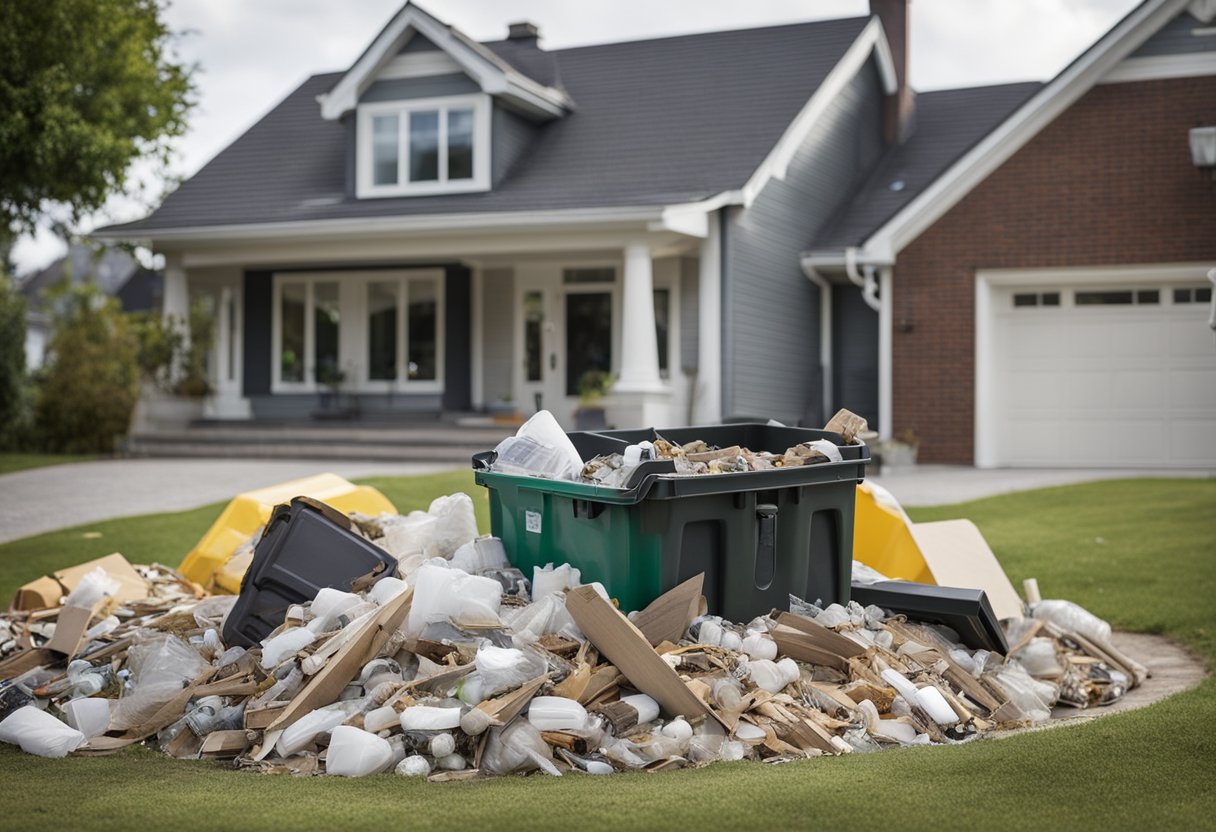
[976,265,1216,468]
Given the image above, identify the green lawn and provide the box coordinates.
[1,475,1213,832]
[0,453,98,476]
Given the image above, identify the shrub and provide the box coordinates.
[35,283,139,452]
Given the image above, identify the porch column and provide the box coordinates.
[615,242,664,393]
[162,252,189,381]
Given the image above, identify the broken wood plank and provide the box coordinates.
[629,574,704,647]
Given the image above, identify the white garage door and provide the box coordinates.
[987,279,1216,468]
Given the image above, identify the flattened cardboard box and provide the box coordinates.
[12,553,148,611]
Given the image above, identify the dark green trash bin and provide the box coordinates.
[472,423,868,621]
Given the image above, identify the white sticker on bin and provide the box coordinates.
[525,510,542,534]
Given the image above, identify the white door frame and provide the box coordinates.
[975,262,1216,468]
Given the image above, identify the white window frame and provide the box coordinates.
[271,270,445,394]
[356,94,491,198]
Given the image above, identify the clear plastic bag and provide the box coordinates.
[475,644,548,698]
[1031,599,1112,643]
[491,410,584,481]
[503,592,581,646]
[481,720,561,776]
[64,567,119,609]
[989,663,1058,723]
[110,635,209,732]
[404,563,503,638]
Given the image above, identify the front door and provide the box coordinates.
[515,263,617,427]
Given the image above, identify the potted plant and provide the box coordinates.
[878,429,919,468]
[129,300,213,429]
[487,392,521,424]
[312,360,358,420]
[575,369,614,430]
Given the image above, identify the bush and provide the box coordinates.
[35,283,139,452]
[0,274,32,450]
[129,309,182,393]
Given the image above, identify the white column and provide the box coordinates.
[878,266,894,441]
[471,264,484,409]
[693,217,722,423]
[614,242,664,393]
[162,252,189,328]
[162,252,189,382]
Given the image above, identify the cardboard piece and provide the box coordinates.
[824,409,868,444]
[266,587,413,734]
[12,553,149,612]
[45,603,99,657]
[770,612,867,671]
[200,730,252,758]
[629,574,704,647]
[473,674,550,727]
[565,585,715,723]
[910,520,1024,621]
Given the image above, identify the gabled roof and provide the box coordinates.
[853,0,1211,261]
[812,81,1042,250]
[103,15,873,236]
[318,2,571,120]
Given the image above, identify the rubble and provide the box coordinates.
[0,502,1146,779]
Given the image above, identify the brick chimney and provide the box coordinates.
[871,0,914,144]
[507,21,540,44]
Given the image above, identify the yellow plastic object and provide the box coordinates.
[852,481,935,584]
[178,473,397,592]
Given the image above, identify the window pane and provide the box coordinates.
[566,291,612,396]
[409,110,439,182]
[407,280,438,380]
[653,288,670,374]
[564,267,615,284]
[1041,292,1060,306]
[1174,288,1191,304]
[1076,290,1133,306]
[372,115,398,186]
[368,281,398,381]
[447,108,474,180]
[280,283,306,382]
[1198,287,1212,303]
[1136,289,1159,304]
[524,291,543,383]
[314,282,341,386]
[1013,293,1038,307]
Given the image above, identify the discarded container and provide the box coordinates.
[0,706,85,758]
[179,473,396,590]
[222,498,399,648]
[474,423,868,618]
[326,725,393,777]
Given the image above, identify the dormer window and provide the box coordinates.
[356,94,490,197]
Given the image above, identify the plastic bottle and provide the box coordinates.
[914,685,958,725]
[620,694,659,725]
[61,698,111,739]
[260,627,316,669]
[275,701,361,757]
[527,696,588,732]
[399,705,462,732]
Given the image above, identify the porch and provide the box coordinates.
[168,218,724,432]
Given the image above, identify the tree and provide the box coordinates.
[0,274,30,450]
[0,0,194,237]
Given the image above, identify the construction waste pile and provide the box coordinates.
[0,488,1149,778]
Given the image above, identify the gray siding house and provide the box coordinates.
[97,0,1030,431]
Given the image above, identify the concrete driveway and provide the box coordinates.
[0,457,1209,545]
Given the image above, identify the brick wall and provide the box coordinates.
[893,76,1216,463]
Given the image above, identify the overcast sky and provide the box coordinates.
[12,0,1141,274]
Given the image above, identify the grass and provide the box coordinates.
[0,453,97,476]
[0,475,1213,832]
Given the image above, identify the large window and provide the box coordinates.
[357,95,489,197]
[273,271,443,392]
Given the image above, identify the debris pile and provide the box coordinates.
[0,491,1148,778]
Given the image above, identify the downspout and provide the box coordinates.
[803,267,833,425]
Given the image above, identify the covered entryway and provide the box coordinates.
[976,264,1216,468]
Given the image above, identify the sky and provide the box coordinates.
[11,0,1142,275]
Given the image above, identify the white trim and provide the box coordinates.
[96,206,669,244]
[973,261,1216,468]
[376,51,462,81]
[270,269,445,395]
[863,0,1189,260]
[318,4,569,121]
[1099,51,1216,83]
[471,264,484,408]
[356,95,490,198]
[692,214,722,424]
[740,17,898,207]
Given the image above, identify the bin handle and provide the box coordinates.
[755,503,778,590]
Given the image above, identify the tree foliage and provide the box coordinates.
[0,274,31,450]
[0,0,194,235]
[36,283,140,453]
